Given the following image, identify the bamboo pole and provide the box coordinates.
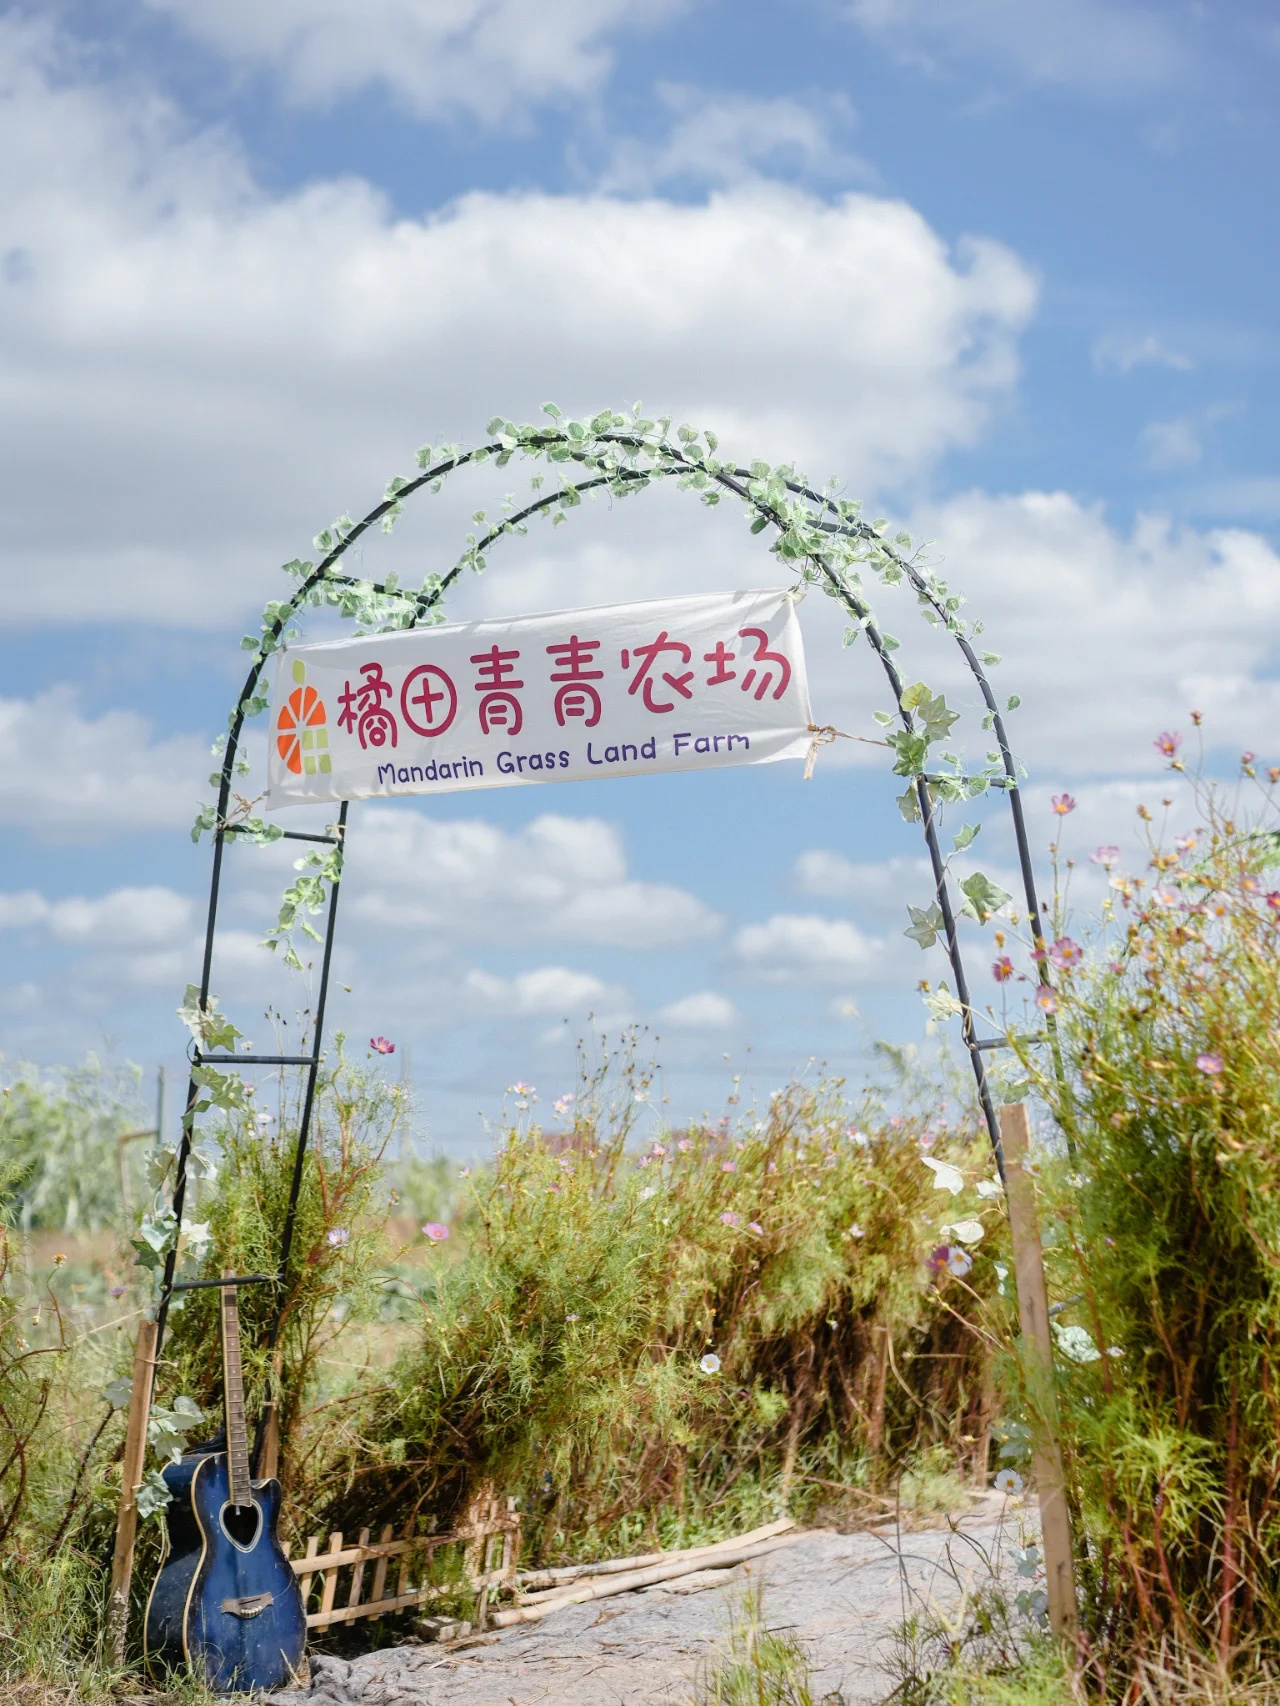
[106,1316,158,1665]
[1000,1103,1078,1645]
[515,1517,795,1597]
[491,1529,806,1628]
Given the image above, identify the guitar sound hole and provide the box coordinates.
[220,1500,263,1551]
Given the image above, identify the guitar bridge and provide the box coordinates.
[221,1592,275,1619]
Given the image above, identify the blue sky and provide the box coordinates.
[1,0,1277,1149]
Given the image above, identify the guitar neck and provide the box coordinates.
[220,1274,253,1506]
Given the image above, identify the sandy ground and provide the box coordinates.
[271,1502,1025,1706]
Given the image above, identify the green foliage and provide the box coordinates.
[303,1053,999,1561]
[160,1048,402,1477]
[0,1058,148,1233]
[1000,747,1280,1669]
[692,1583,824,1705]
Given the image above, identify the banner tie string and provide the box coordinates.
[803,723,889,781]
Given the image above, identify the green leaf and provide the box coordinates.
[905,902,944,949]
[541,401,562,418]
[1006,694,1020,711]
[952,823,980,852]
[958,870,1013,924]
[136,1468,173,1519]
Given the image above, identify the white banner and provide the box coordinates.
[265,589,813,807]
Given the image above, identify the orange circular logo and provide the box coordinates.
[276,683,327,775]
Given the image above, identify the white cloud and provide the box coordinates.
[730,913,884,984]
[656,989,739,1029]
[1139,416,1202,471]
[846,0,1186,96]
[0,885,193,948]
[0,689,207,839]
[462,965,620,1016]
[1092,332,1193,374]
[600,85,871,194]
[0,17,1037,626]
[143,0,676,122]
[888,490,1280,778]
[338,807,721,950]
[793,850,933,916]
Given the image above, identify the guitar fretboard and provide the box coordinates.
[220,1275,252,1508]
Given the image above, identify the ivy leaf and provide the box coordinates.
[103,1376,133,1409]
[958,871,1013,924]
[905,902,944,949]
[136,1468,173,1519]
[952,823,980,852]
[1053,1324,1102,1364]
[541,401,562,418]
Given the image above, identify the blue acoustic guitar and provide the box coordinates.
[144,1275,307,1692]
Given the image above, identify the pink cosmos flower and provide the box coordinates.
[1174,834,1197,855]
[721,1211,740,1227]
[1195,1053,1223,1076]
[1155,731,1182,758]
[992,955,1015,983]
[370,1036,395,1055]
[677,1138,693,1152]
[1051,794,1076,816]
[721,1159,737,1173]
[1091,846,1121,868]
[422,1222,450,1242]
[1265,892,1280,913]
[1034,985,1060,1015]
[1242,752,1256,766]
[1049,936,1082,969]
[927,1244,951,1276]
[748,1221,764,1235]
[327,1227,349,1247]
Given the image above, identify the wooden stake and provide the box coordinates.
[106,1315,158,1665]
[1000,1103,1078,1645]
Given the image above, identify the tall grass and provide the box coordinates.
[304,1054,1000,1560]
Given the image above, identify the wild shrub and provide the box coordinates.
[1008,742,1280,1668]
[308,1054,1001,1558]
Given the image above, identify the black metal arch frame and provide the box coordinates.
[152,423,1059,1450]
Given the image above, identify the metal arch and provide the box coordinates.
[151,422,1050,1409]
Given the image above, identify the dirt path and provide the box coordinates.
[273,1504,1023,1706]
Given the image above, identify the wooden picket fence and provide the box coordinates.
[283,1486,522,1632]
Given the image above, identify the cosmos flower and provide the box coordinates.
[992,956,1015,983]
[1195,1052,1223,1076]
[422,1222,450,1242]
[1154,731,1182,758]
[721,1159,737,1173]
[927,1244,952,1276]
[994,1469,1025,1496]
[721,1211,741,1227]
[326,1228,349,1247]
[947,1247,974,1279]
[370,1036,395,1055]
[1091,846,1121,868]
[1034,986,1059,1014]
[699,1353,722,1375]
[1049,937,1082,969]
[677,1139,693,1152]
[508,1081,536,1098]
[566,1313,580,1323]
[1051,793,1076,816]
[848,1224,866,1240]
[748,1221,764,1235]
[1174,834,1197,855]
